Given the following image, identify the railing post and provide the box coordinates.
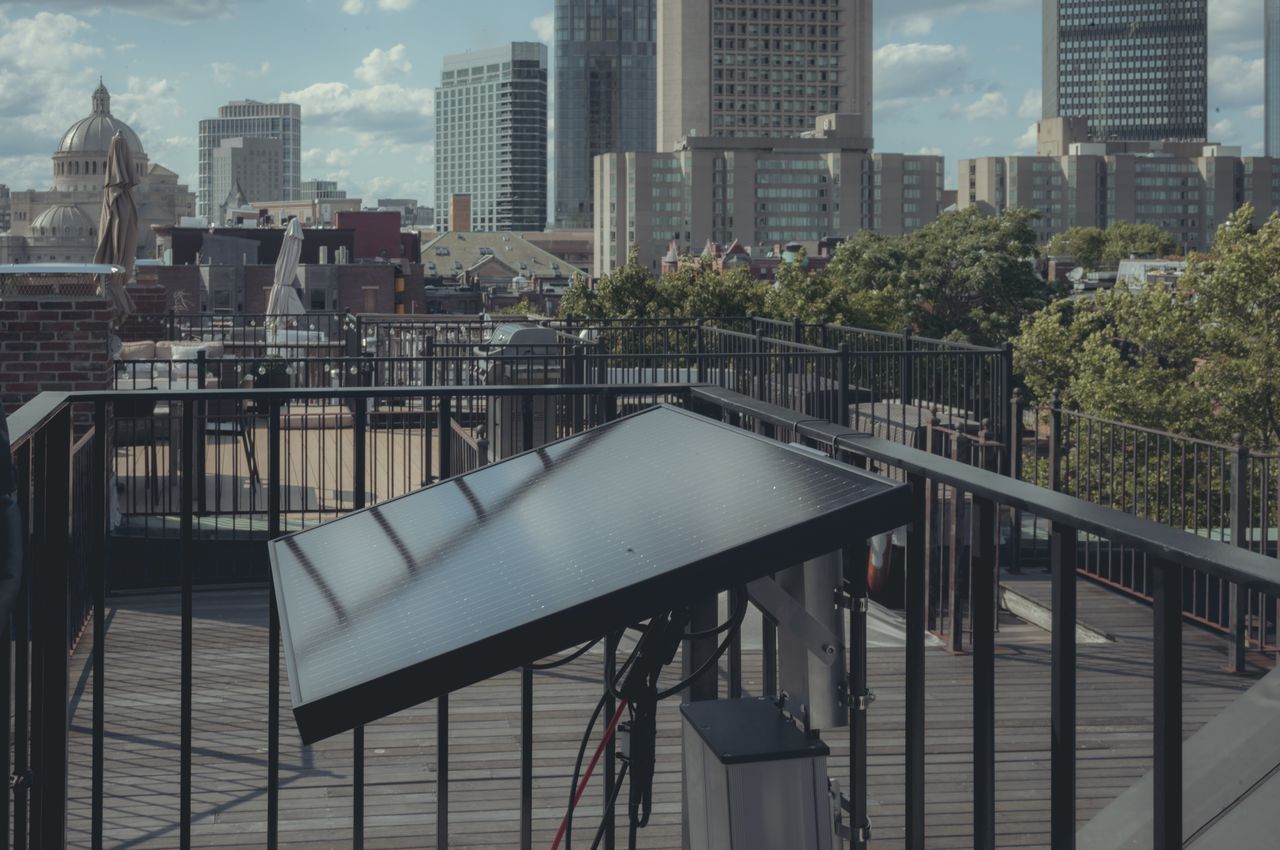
[1048,390,1063,492]
[521,394,534,454]
[792,316,804,344]
[572,345,587,432]
[195,351,207,516]
[1000,343,1015,465]
[168,307,176,341]
[1050,526,1077,850]
[1007,391,1024,573]
[753,329,766,403]
[904,473,927,850]
[972,496,997,850]
[30,406,71,850]
[1226,436,1249,673]
[695,319,705,384]
[837,343,851,428]
[845,544,870,849]
[267,400,282,850]
[435,394,451,849]
[900,327,914,406]
[179,401,195,850]
[1151,560,1183,850]
[91,400,109,850]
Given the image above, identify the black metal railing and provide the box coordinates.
[8,374,1280,850]
[1017,393,1280,669]
[689,385,1280,850]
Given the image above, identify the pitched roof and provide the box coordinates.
[420,231,585,281]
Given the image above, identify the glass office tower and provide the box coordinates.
[1042,0,1207,142]
[553,0,657,230]
[1268,0,1280,158]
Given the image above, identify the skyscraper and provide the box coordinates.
[435,43,549,232]
[1042,0,1207,142]
[554,0,657,230]
[197,100,301,219]
[1268,0,1280,158]
[656,0,873,151]
[209,137,283,224]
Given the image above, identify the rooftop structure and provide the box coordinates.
[421,230,585,289]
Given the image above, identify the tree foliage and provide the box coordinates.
[1045,227,1106,270]
[1015,205,1280,448]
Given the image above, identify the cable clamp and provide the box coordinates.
[10,770,32,790]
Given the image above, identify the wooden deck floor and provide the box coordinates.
[62,569,1269,850]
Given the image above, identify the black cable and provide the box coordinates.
[682,588,749,640]
[526,637,600,670]
[656,587,748,700]
[587,762,630,850]
[564,639,636,850]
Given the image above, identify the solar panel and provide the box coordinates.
[269,404,911,743]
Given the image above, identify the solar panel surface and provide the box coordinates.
[270,404,910,742]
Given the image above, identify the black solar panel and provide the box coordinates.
[270,404,910,743]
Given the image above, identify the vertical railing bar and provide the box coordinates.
[845,543,870,849]
[1152,559,1183,850]
[436,392,451,849]
[972,496,996,850]
[267,400,282,850]
[179,401,195,850]
[1050,526,1077,850]
[904,472,927,850]
[90,400,108,850]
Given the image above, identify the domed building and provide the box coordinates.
[0,80,195,263]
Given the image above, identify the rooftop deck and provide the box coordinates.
[66,575,1264,850]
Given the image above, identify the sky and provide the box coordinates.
[0,0,1266,204]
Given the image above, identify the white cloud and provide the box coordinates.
[531,12,554,44]
[972,135,993,147]
[917,146,943,156]
[1209,0,1263,53]
[210,60,270,85]
[280,81,434,134]
[1248,104,1265,120]
[0,0,235,22]
[1210,118,1234,140]
[1210,54,1264,109]
[873,42,971,103]
[953,91,1008,121]
[896,14,934,37]
[1014,122,1038,152]
[377,0,413,8]
[355,44,411,85]
[341,0,364,13]
[342,0,413,13]
[1017,89,1041,121]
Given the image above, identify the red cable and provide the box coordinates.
[550,699,629,850]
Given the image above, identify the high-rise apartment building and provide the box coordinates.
[435,43,549,232]
[1268,0,1280,158]
[209,137,283,224]
[656,0,873,151]
[1042,0,1207,143]
[960,142,1280,250]
[554,0,657,230]
[198,100,301,219]
[595,114,942,276]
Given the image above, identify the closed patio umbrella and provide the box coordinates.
[266,217,307,320]
[93,132,138,317]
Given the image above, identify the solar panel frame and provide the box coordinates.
[269,404,911,744]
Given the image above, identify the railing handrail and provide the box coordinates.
[691,386,1280,596]
[1044,400,1280,458]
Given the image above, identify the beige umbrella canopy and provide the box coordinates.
[266,217,307,320]
[93,132,138,318]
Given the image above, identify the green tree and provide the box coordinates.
[659,262,771,318]
[1100,222,1178,269]
[559,251,660,319]
[1045,227,1106,270]
[1182,205,1280,448]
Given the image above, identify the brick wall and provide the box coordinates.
[0,297,114,415]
